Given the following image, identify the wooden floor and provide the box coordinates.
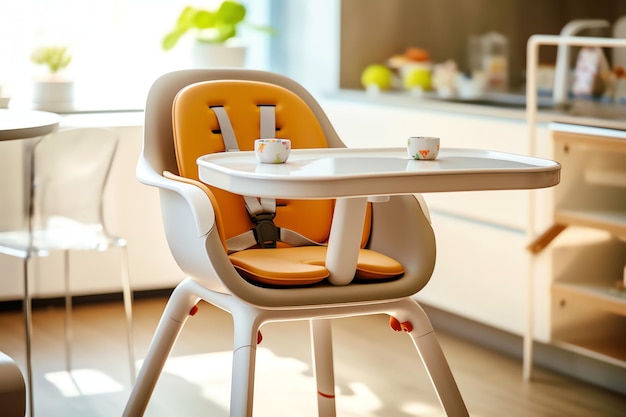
[0,296,625,417]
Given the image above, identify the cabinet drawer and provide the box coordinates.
[416,211,529,335]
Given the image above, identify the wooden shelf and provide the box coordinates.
[553,281,626,317]
[553,338,626,368]
[555,208,626,237]
[551,124,626,152]
[551,282,626,366]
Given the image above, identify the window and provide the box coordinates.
[0,0,275,111]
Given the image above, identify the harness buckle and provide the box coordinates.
[251,212,279,248]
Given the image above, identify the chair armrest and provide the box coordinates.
[413,193,432,224]
[136,155,215,237]
[368,194,437,291]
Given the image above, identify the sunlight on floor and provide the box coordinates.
[44,369,124,397]
[158,347,420,417]
[400,401,444,416]
[40,348,447,416]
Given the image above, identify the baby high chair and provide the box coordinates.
[123,69,468,417]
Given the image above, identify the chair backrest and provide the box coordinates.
[142,69,346,182]
[32,127,118,231]
[171,79,337,246]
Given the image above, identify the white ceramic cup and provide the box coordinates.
[407,136,440,160]
[254,138,291,164]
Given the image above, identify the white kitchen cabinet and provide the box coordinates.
[418,212,530,333]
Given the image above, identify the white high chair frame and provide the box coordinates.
[125,277,464,416]
[123,69,558,417]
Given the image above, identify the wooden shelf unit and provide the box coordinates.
[549,124,626,367]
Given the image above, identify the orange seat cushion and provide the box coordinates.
[229,246,404,286]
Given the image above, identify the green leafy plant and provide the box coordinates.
[162,1,272,51]
[30,46,72,74]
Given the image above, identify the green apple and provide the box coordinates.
[361,64,393,90]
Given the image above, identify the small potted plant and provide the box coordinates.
[162,1,272,68]
[30,45,74,110]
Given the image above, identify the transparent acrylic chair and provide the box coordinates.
[123,69,468,417]
[0,127,135,415]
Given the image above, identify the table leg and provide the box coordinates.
[325,197,368,286]
[22,137,39,417]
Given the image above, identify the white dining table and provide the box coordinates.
[0,109,60,142]
[197,147,561,285]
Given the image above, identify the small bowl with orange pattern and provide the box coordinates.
[255,139,291,164]
[407,136,440,160]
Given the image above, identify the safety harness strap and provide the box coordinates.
[210,106,239,152]
[209,105,325,252]
[226,227,324,253]
[244,195,276,216]
[259,105,276,138]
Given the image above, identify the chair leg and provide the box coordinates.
[411,332,469,417]
[119,245,136,384]
[122,281,199,417]
[310,319,337,417]
[22,257,34,417]
[63,250,73,374]
[229,311,260,417]
[398,299,469,417]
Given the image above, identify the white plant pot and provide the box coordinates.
[0,84,8,109]
[32,79,74,110]
[190,42,247,68]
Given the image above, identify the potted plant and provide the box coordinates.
[162,1,271,68]
[30,45,74,110]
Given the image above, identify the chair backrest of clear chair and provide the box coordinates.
[30,127,119,247]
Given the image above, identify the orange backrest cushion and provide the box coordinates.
[172,80,337,245]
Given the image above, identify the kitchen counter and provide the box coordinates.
[329,89,626,131]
